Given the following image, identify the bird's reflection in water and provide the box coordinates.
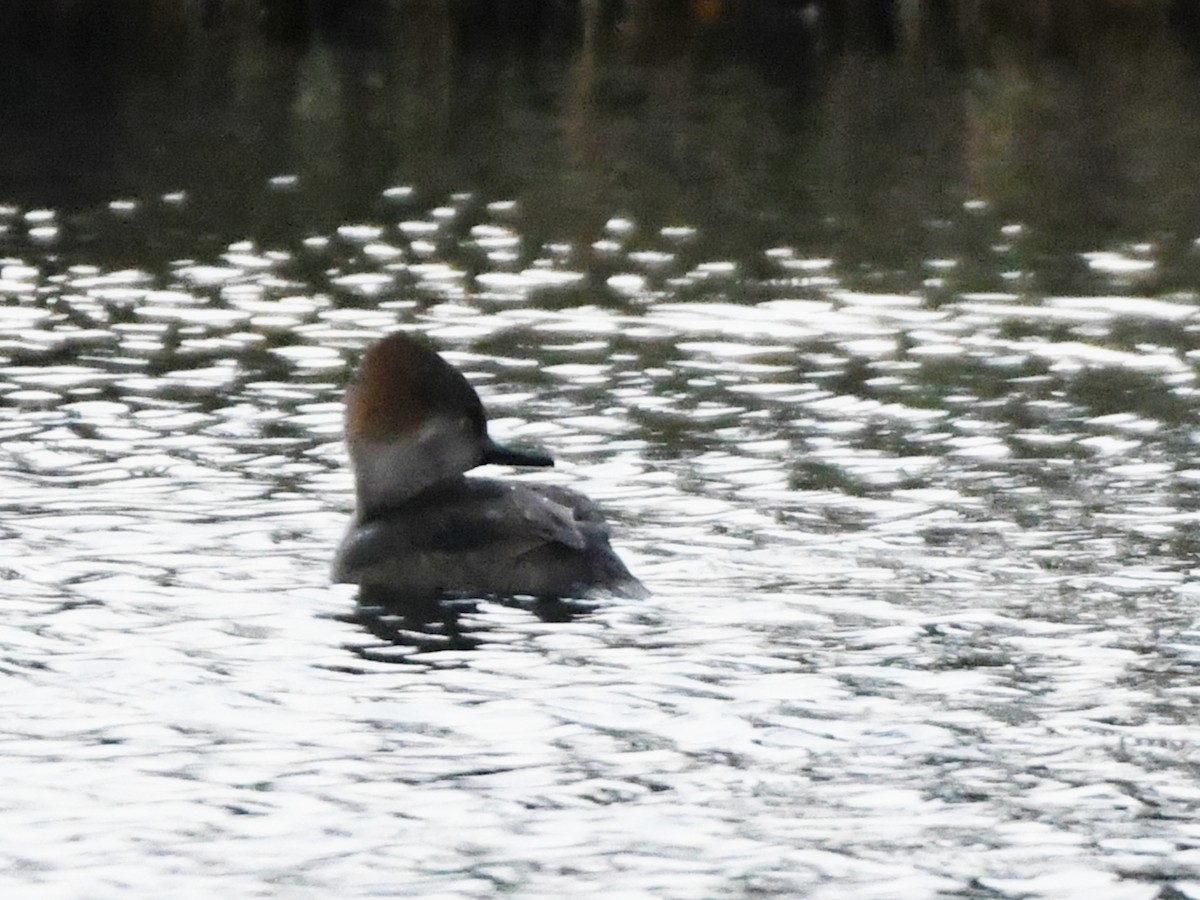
[338,587,595,663]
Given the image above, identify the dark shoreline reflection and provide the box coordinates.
[3,1,1200,267]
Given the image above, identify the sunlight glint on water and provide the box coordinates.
[2,197,1200,898]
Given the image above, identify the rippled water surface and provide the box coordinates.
[4,192,1200,899]
[6,5,1200,896]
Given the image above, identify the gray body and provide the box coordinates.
[333,476,647,602]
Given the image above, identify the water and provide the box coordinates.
[4,4,1200,898]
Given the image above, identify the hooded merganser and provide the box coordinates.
[332,331,647,603]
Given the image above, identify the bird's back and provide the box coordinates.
[334,477,647,603]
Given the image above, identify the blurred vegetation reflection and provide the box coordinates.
[3,0,1200,271]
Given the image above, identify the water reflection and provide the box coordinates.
[6,192,1200,891]
[339,592,600,663]
[5,1,1200,265]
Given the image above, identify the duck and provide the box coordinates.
[332,331,647,604]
